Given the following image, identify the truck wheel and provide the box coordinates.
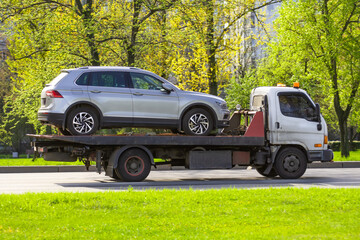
[182,108,213,136]
[67,107,99,135]
[274,147,307,179]
[256,166,278,178]
[115,149,151,182]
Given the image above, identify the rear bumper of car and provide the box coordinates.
[38,112,65,128]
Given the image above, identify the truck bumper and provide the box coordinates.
[308,149,334,162]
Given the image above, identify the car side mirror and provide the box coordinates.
[161,83,173,93]
[315,103,322,131]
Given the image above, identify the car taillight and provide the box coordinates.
[46,90,63,98]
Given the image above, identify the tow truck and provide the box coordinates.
[29,83,333,181]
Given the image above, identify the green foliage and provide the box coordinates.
[330,141,360,152]
[253,0,360,157]
[225,72,258,110]
[0,189,359,239]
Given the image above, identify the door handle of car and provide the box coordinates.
[90,90,101,93]
[275,122,280,129]
[133,92,143,96]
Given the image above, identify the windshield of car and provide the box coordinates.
[48,72,68,86]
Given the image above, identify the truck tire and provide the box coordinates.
[115,149,151,182]
[182,108,213,136]
[256,166,278,178]
[67,107,99,135]
[274,147,307,179]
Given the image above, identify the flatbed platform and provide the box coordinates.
[28,134,265,147]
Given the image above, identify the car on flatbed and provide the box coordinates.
[38,66,230,136]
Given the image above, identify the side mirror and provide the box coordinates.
[161,83,174,93]
[315,103,322,131]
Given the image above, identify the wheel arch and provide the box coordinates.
[275,145,309,163]
[179,103,217,131]
[63,101,103,130]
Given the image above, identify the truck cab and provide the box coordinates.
[250,84,333,167]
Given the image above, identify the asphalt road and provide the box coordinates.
[1,168,360,193]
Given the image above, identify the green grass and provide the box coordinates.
[333,149,360,161]
[0,188,359,239]
[0,157,84,166]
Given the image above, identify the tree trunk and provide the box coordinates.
[76,0,100,66]
[204,0,217,96]
[127,0,141,67]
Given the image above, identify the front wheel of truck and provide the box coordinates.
[274,147,307,179]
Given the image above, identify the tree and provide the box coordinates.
[254,0,360,157]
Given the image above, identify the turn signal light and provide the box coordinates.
[314,144,322,148]
[46,90,63,98]
[324,136,328,144]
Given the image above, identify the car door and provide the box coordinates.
[88,71,133,126]
[274,92,324,151]
[129,72,179,126]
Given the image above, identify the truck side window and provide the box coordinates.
[279,94,316,121]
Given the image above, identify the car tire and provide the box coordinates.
[274,147,307,179]
[182,108,213,136]
[67,107,99,135]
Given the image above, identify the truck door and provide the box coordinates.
[274,92,324,151]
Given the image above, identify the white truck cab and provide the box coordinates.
[250,84,333,164]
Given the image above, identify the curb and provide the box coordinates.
[0,162,359,173]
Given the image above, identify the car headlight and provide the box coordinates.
[216,101,228,110]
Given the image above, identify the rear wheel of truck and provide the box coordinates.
[256,166,278,178]
[274,147,307,179]
[115,149,151,182]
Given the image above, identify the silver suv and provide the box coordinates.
[38,67,230,136]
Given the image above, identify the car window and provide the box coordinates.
[90,72,127,88]
[252,95,264,109]
[75,73,89,86]
[130,73,163,90]
[49,72,68,86]
[278,94,316,121]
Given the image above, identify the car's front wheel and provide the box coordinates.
[182,108,213,136]
[67,107,99,135]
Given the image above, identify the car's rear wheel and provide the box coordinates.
[182,108,213,136]
[67,107,99,135]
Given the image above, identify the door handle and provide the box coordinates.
[133,92,143,96]
[90,90,101,93]
[275,122,280,129]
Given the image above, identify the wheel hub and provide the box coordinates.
[125,157,144,175]
[188,113,209,135]
[73,112,94,134]
[283,155,300,172]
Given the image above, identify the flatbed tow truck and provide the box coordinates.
[29,84,333,181]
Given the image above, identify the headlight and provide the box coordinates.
[216,101,228,109]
